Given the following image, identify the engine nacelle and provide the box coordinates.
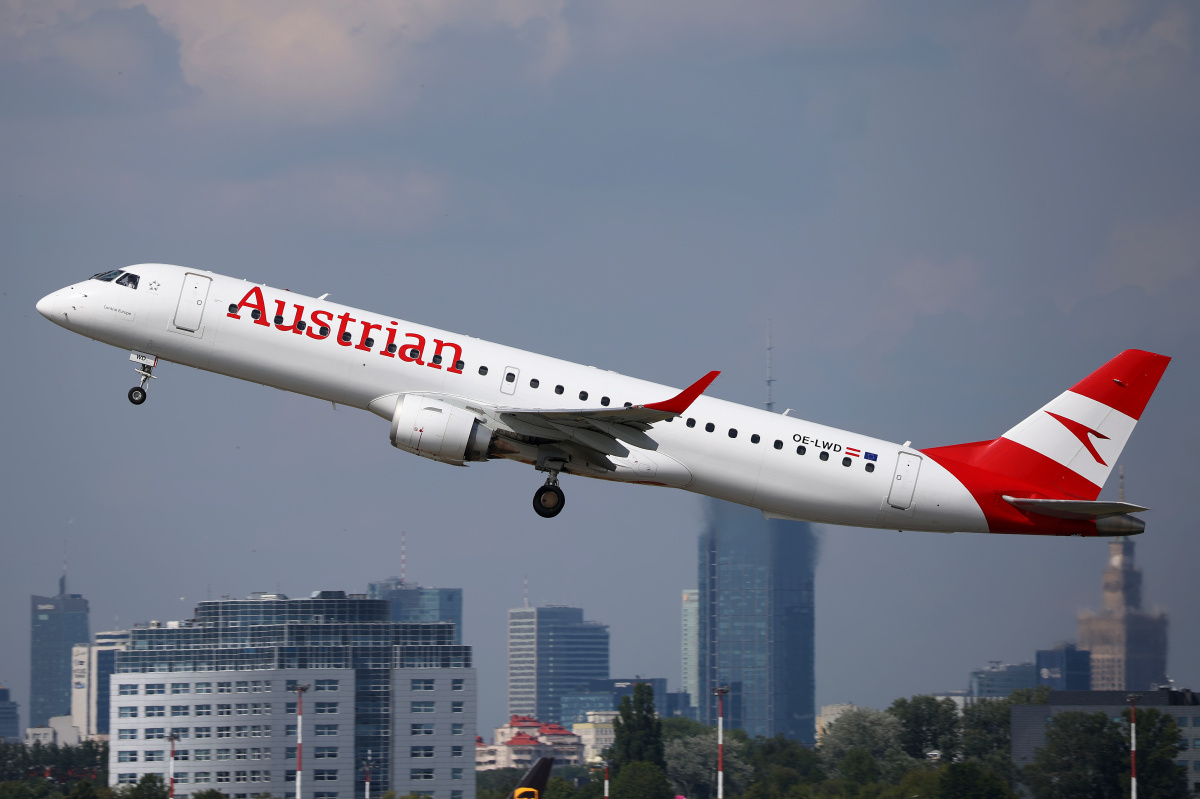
[389,394,492,466]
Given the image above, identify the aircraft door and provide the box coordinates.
[887,452,922,510]
[501,366,519,395]
[174,274,212,332]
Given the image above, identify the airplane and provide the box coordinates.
[37,264,1170,534]
[507,756,553,799]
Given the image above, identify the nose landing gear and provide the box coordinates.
[533,473,566,519]
[128,351,158,406]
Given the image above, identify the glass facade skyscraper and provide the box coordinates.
[507,606,609,724]
[697,499,816,743]
[30,576,90,727]
[110,591,475,799]
[0,687,19,741]
[368,579,464,645]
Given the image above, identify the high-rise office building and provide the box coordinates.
[0,687,19,741]
[968,662,1037,700]
[368,578,464,644]
[507,606,609,725]
[108,591,475,799]
[71,630,131,738]
[697,499,816,743]
[1078,537,1168,690]
[681,589,699,705]
[30,575,90,727]
[1035,644,1091,691]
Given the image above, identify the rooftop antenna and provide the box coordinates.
[523,575,530,608]
[60,541,67,596]
[765,320,775,413]
[401,531,407,586]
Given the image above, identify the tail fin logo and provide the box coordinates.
[1045,411,1110,465]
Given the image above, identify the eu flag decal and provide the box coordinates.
[864,452,878,461]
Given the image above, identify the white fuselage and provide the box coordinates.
[37,264,990,533]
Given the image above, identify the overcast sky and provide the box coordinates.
[2,0,1197,735]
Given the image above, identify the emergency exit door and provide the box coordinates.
[887,452,922,510]
[174,274,212,332]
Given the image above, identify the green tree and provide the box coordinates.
[610,761,672,799]
[837,748,879,786]
[741,733,824,797]
[940,761,1014,799]
[961,685,1049,786]
[819,707,916,784]
[64,782,97,799]
[661,716,709,744]
[611,682,664,773]
[887,695,960,760]
[1022,711,1125,799]
[1120,707,1188,798]
[543,775,577,799]
[664,729,751,799]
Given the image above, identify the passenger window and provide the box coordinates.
[274,315,284,325]
[579,391,588,401]
[797,445,807,455]
[819,451,829,461]
[505,372,516,383]
[341,332,352,343]
[842,457,851,467]
[686,418,696,428]
[478,366,489,376]
[728,429,737,438]
[318,326,330,337]
[297,321,306,331]
[364,338,375,348]
[555,385,564,395]
[866,463,875,473]
[455,360,465,371]
[624,402,633,408]
[92,270,123,282]
[409,349,420,359]
[530,379,540,388]
[432,354,443,365]
[387,344,397,354]
[705,423,715,433]
[751,434,760,444]
[774,440,783,450]
[228,304,238,314]
[601,397,610,406]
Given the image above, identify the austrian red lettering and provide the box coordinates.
[432,340,463,373]
[229,287,269,326]
[307,309,333,339]
[381,324,399,358]
[273,300,305,334]
[335,312,356,347]
[398,333,426,365]
[356,321,382,352]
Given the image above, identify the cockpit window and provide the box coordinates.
[92,270,123,282]
[115,272,140,289]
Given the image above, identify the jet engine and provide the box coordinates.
[389,394,493,465]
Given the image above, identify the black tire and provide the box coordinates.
[128,387,147,405]
[533,485,565,518]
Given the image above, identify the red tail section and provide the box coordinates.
[922,350,1170,534]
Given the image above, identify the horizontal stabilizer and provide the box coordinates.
[1002,496,1148,520]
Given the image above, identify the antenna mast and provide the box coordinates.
[400,531,407,585]
[765,320,775,413]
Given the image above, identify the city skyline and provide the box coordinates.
[29,576,90,729]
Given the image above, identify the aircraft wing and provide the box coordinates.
[506,756,554,799]
[492,370,720,466]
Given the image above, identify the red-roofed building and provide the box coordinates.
[476,714,584,771]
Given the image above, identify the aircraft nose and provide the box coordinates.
[36,292,59,320]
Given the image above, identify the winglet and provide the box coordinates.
[644,371,720,414]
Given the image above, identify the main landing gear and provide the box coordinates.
[533,472,566,519]
[128,352,157,406]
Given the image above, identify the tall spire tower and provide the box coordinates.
[765,320,775,413]
[1077,468,1168,690]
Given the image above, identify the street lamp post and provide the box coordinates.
[1128,693,1142,799]
[714,686,730,799]
[292,684,311,799]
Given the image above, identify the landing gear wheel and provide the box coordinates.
[128,386,147,405]
[533,484,566,518]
